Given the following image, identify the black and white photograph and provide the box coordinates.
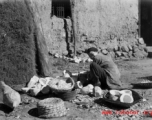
[0,0,152,120]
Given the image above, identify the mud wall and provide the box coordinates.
[2,0,146,59]
[70,0,148,59]
[73,0,139,50]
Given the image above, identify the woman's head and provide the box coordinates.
[86,47,98,60]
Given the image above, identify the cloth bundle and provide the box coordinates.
[22,76,51,96]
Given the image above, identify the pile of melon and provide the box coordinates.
[107,90,134,103]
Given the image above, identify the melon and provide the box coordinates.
[76,81,83,89]
[80,86,90,95]
[87,84,94,90]
[109,94,119,101]
[94,86,104,97]
[120,94,134,103]
[120,90,132,95]
[109,90,121,97]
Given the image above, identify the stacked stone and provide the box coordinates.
[100,37,148,59]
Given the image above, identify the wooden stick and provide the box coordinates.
[70,0,77,57]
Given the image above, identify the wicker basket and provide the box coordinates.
[37,98,67,118]
[48,77,75,92]
[55,89,77,101]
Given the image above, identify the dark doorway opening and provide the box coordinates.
[140,0,152,46]
[51,0,71,18]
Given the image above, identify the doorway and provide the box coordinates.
[140,0,152,46]
[51,0,71,18]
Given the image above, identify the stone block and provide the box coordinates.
[138,38,145,44]
[121,44,129,52]
[109,51,115,58]
[128,44,133,51]
[115,51,122,57]
[122,52,128,58]
[128,51,133,58]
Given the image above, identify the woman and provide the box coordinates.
[86,47,122,90]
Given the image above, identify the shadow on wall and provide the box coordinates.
[0,0,49,87]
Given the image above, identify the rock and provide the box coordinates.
[128,45,132,51]
[115,51,122,57]
[138,45,144,51]
[133,50,145,58]
[122,52,128,58]
[102,49,108,55]
[113,45,119,51]
[94,86,104,97]
[128,51,133,58]
[1,81,21,109]
[144,47,148,53]
[133,47,139,53]
[106,39,118,52]
[142,50,148,57]
[109,51,115,58]
[138,38,145,44]
[121,45,129,52]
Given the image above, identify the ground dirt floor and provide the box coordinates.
[1,57,152,120]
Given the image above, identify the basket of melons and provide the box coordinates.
[102,89,142,108]
[48,77,75,92]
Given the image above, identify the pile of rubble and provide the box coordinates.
[99,37,148,59]
[49,37,148,63]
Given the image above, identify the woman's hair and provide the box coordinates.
[85,47,98,54]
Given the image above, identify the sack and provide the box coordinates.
[1,81,21,109]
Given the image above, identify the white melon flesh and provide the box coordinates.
[109,90,121,96]
[120,94,134,103]
[120,90,132,95]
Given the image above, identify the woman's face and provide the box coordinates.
[88,51,97,60]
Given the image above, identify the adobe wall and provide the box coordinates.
[74,0,139,50]
[7,0,146,59]
[71,0,147,59]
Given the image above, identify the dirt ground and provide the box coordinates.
[1,57,152,120]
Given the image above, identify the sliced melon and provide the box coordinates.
[76,81,83,89]
[109,94,119,101]
[80,86,90,95]
[120,94,134,103]
[109,90,121,96]
[120,90,132,95]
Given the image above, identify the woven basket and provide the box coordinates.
[48,77,75,92]
[55,89,77,101]
[37,98,67,118]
